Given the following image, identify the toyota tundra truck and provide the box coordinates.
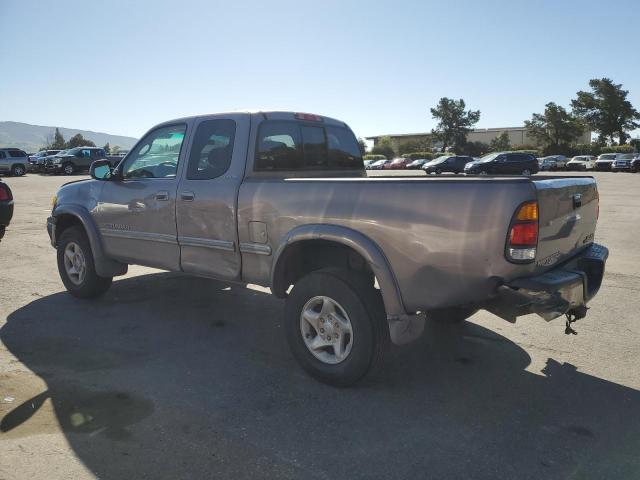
[47,111,608,386]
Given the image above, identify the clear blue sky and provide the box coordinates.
[1,0,638,141]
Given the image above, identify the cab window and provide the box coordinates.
[123,124,186,179]
[186,120,236,180]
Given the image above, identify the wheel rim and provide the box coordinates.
[63,241,87,285]
[479,171,487,175]
[14,166,24,175]
[300,296,354,365]
[522,169,531,175]
[64,165,73,174]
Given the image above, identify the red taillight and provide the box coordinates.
[506,201,539,262]
[0,185,11,201]
[509,223,538,246]
[294,112,323,122]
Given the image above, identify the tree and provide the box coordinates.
[461,141,489,157]
[525,102,584,152]
[430,98,480,152]
[490,131,511,151]
[102,143,111,154]
[630,138,640,151]
[398,138,431,155]
[371,136,396,159]
[65,134,96,149]
[571,78,640,145]
[52,128,65,149]
[357,137,367,155]
[111,145,120,154]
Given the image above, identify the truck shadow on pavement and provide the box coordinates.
[1,272,639,480]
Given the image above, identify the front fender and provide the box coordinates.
[270,224,406,320]
[51,204,127,277]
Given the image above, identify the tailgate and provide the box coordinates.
[533,177,598,271]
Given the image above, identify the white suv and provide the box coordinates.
[566,155,597,171]
[0,148,28,176]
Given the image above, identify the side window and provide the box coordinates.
[301,126,327,168]
[0,152,5,159]
[123,124,186,179]
[8,150,26,158]
[186,119,236,180]
[81,149,91,158]
[255,122,302,170]
[326,125,362,169]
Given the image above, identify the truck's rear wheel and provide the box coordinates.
[284,268,389,386]
[57,226,112,298]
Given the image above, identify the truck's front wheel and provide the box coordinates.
[285,269,388,387]
[57,226,113,298]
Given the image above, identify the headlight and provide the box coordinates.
[53,158,61,164]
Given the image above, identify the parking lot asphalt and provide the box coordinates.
[1,171,639,480]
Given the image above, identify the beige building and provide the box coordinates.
[367,127,592,151]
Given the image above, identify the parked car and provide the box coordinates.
[566,155,597,171]
[464,152,539,175]
[611,153,637,172]
[368,159,390,170]
[0,180,13,242]
[631,155,640,173]
[384,157,411,169]
[423,155,474,174]
[405,158,428,169]
[47,111,607,386]
[364,159,376,169]
[0,148,29,176]
[46,146,108,175]
[594,153,617,171]
[538,157,558,171]
[547,155,568,169]
[28,149,61,172]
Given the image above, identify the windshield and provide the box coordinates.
[55,150,68,156]
[618,154,634,160]
[429,156,449,164]
[599,154,616,160]
[478,152,500,163]
[66,148,81,155]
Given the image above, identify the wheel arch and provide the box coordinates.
[52,205,127,277]
[270,224,406,319]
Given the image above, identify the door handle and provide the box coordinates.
[180,191,195,201]
[155,191,169,201]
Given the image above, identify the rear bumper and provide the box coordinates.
[485,243,608,322]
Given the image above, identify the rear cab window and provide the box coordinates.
[255,120,362,171]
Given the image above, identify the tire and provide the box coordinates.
[521,169,531,176]
[427,306,478,324]
[479,170,488,175]
[57,226,112,298]
[62,162,75,175]
[284,268,389,387]
[10,164,26,176]
[435,168,442,175]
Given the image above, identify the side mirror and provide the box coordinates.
[90,160,113,181]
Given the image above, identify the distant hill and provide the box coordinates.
[0,121,138,152]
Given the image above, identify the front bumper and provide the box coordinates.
[611,165,631,171]
[595,163,612,171]
[485,243,608,322]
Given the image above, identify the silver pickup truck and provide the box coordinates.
[47,111,608,386]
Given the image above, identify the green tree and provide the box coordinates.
[430,98,480,152]
[571,78,640,144]
[489,131,511,151]
[461,141,489,157]
[357,137,367,155]
[111,145,120,154]
[630,138,640,151]
[102,143,111,154]
[65,134,96,149]
[398,138,432,155]
[371,136,396,159]
[51,128,65,149]
[525,102,584,151]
